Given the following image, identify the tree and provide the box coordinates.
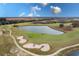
[59,23,64,28]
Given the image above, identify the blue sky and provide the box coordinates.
[0,3,79,17]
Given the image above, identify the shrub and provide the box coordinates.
[59,23,64,28]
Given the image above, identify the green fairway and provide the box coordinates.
[0,22,79,55]
[14,22,71,27]
[10,22,79,55]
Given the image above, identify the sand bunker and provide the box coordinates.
[40,44,50,52]
[17,36,27,44]
[23,43,35,49]
[17,36,50,52]
[23,43,50,52]
[19,39,27,44]
[17,36,24,40]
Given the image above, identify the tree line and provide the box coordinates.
[0,18,35,25]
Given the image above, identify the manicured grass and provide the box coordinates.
[14,22,71,26]
[0,22,79,55]
[11,23,79,55]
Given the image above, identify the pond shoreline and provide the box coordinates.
[13,23,70,33]
[11,24,79,56]
[57,46,79,56]
[17,26,64,35]
[48,26,66,33]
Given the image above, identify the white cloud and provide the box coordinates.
[31,5,41,15]
[50,6,62,14]
[27,12,40,17]
[27,13,33,17]
[36,14,40,17]
[52,6,61,14]
[19,12,26,17]
[27,5,41,17]
[50,6,53,8]
[32,5,41,11]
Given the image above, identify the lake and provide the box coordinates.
[17,26,64,35]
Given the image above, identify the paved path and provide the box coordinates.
[50,43,79,56]
[9,30,79,56]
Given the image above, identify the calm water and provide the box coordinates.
[67,50,79,56]
[17,26,64,35]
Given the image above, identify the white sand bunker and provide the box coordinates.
[17,36,27,44]
[19,39,27,44]
[17,36,50,52]
[17,36,24,40]
[23,43,35,49]
[23,43,50,52]
[34,44,42,49]
[40,44,50,52]
[23,43,41,49]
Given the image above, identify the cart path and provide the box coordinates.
[50,43,79,56]
[9,30,39,56]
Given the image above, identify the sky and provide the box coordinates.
[0,3,79,17]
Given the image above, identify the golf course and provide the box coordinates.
[0,20,79,56]
[0,17,79,55]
